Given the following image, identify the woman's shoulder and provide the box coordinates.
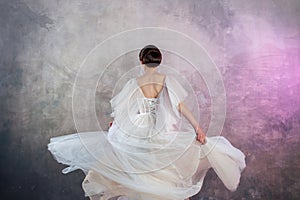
[157,73,166,82]
[136,73,166,82]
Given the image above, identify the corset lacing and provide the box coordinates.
[140,98,159,117]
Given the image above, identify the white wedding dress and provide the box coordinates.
[48,75,246,200]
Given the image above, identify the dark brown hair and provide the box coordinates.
[139,45,162,67]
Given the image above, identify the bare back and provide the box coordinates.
[136,73,166,98]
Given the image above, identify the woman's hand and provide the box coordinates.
[195,126,207,144]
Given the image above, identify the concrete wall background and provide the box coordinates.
[0,0,299,199]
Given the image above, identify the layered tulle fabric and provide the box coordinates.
[48,75,246,200]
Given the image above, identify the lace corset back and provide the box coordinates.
[137,97,159,116]
[135,77,164,119]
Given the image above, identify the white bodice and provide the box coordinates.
[137,97,159,116]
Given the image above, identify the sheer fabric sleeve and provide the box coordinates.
[165,75,189,118]
[109,78,135,118]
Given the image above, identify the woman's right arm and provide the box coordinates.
[178,102,207,144]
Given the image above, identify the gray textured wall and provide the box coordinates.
[1,0,299,200]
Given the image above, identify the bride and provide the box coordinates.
[48,45,246,200]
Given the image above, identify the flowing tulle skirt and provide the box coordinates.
[48,129,246,200]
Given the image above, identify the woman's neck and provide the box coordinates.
[143,65,158,75]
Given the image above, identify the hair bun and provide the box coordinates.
[139,45,162,67]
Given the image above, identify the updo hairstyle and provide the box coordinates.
[139,45,162,67]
